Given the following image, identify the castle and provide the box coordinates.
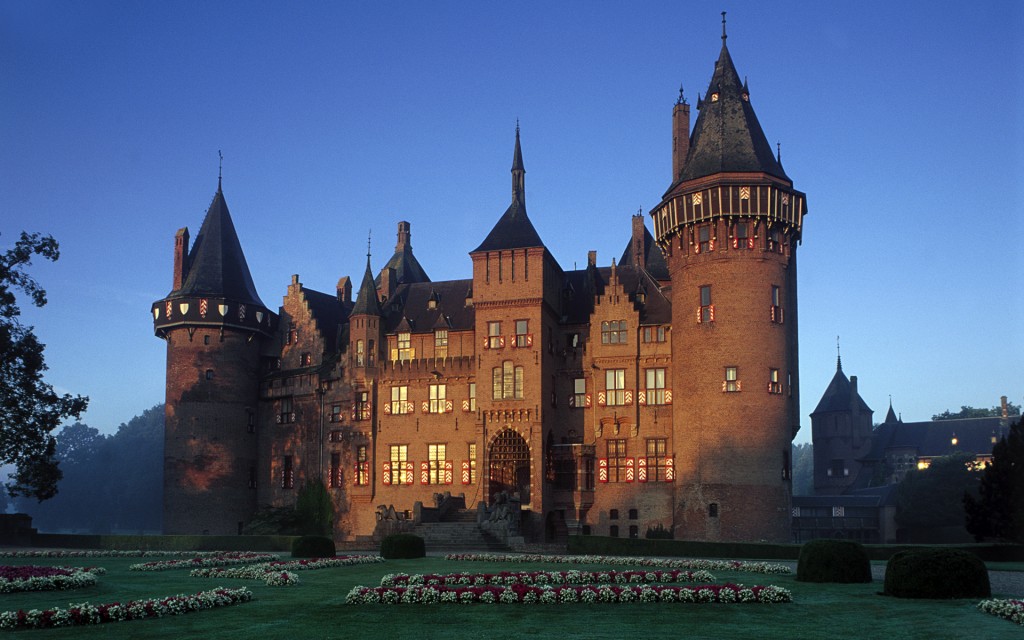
[153,22,806,543]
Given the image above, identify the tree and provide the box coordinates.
[895,452,980,531]
[964,418,1023,542]
[0,232,88,501]
[932,402,1021,421]
[295,480,334,536]
[791,443,813,495]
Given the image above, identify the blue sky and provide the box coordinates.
[1,1,1021,443]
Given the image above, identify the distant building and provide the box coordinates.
[794,359,1014,543]
[153,21,808,543]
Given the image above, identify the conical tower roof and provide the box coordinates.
[352,256,382,317]
[676,34,789,184]
[173,186,266,307]
[473,126,544,253]
[375,221,430,287]
[811,359,872,415]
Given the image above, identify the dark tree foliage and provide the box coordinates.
[932,402,1020,421]
[13,405,164,533]
[964,418,1023,542]
[1,232,88,501]
[295,480,334,536]
[791,442,813,496]
[894,452,980,529]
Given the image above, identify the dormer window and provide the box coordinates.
[710,93,719,102]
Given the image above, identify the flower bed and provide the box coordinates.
[346,582,792,605]
[0,566,103,593]
[977,599,1024,626]
[190,555,384,583]
[0,587,252,630]
[444,553,791,575]
[0,550,231,559]
[380,568,716,588]
[129,552,278,572]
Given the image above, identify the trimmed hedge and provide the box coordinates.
[380,534,426,559]
[291,535,336,558]
[568,535,1024,562]
[796,540,872,583]
[883,549,991,599]
[32,533,298,552]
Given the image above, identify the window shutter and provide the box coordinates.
[665,458,675,482]
[598,458,609,483]
[382,462,392,485]
[461,461,471,484]
[444,461,453,484]
[420,462,429,484]
[625,458,635,482]
[404,462,414,485]
[638,457,648,483]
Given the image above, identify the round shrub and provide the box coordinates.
[796,539,872,583]
[380,533,426,559]
[883,549,990,599]
[291,535,336,558]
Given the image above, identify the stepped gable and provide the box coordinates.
[675,33,788,185]
[300,286,352,354]
[382,279,475,334]
[173,186,266,307]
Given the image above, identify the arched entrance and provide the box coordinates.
[489,429,530,503]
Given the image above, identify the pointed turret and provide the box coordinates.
[352,255,382,317]
[473,126,544,253]
[884,400,900,425]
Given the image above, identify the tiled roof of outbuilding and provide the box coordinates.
[382,279,475,334]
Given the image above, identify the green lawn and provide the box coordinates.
[0,555,1019,639]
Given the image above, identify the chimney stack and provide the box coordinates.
[631,214,646,271]
[173,227,189,290]
[672,96,691,180]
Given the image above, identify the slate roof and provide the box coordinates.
[382,279,475,334]
[675,40,789,185]
[301,287,352,354]
[352,258,382,317]
[619,224,671,282]
[473,129,545,253]
[868,416,1010,460]
[173,186,267,308]
[811,360,872,415]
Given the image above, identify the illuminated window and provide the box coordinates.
[467,442,477,484]
[492,361,523,400]
[487,321,502,349]
[768,368,782,394]
[601,320,627,344]
[428,443,446,484]
[330,403,342,422]
[396,332,413,361]
[724,367,740,392]
[434,330,448,358]
[607,439,628,482]
[354,390,369,421]
[355,339,365,366]
[429,384,447,413]
[390,386,408,414]
[646,438,667,481]
[300,352,311,367]
[389,445,408,484]
[605,369,626,406]
[515,320,530,347]
[355,445,369,486]
[468,383,476,411]
[645,368,666,405]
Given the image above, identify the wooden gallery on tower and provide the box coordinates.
[152,25,807,544]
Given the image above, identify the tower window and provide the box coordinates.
[429,384,447,413]
[605,369,626,406]
[492,361,523,400]
[733,222,751,249]
[724,367,740,392]
[278,397,294,424]
[767,229,783,253]
[468,383,476,411]
[771,286,783,323]
[300,352,311,367]
[435,330,448,358]
[514,320,530,347]
[282,456,294,489]
[205,369,214,380]
[645,368,666,405]
[698,225,714,252]
[768,369,782,394]
[389,445,408,484]
[329,453,342,488]
[390,386,409,414]
[487,321,502,349]
[709,503,719,518]
[354,390,370,420]
[572,377,586,409]
[204,335,210,345]
[699,286,714,323]
[355,445,369,486]
[355,339,365,366]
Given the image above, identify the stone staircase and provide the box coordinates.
[410,517,509,552]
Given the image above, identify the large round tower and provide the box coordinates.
[651,19,806,541]
[152,183,276,535]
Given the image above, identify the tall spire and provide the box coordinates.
[721,11,727,43]
[512,120,525,204]
[352,234,382,317]
[217,150,223,192]
[836,335,842,371]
